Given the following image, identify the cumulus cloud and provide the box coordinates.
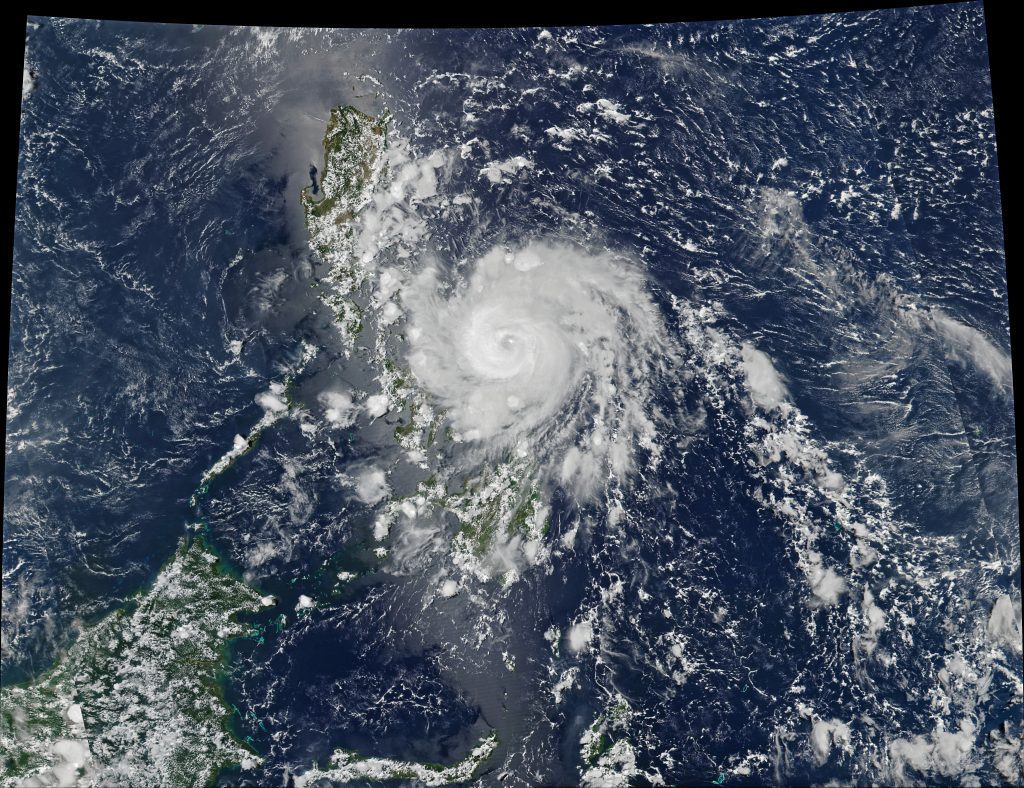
[987,595,1022,654]
[989,721,1024,782]
[805,551,847,607]
[255,382,288,414]
[810,718,852,765]
[567,619,595,653]
[886,719,978,784]
[740,342,789,411]
[348,466,389,505]
[859,586,887,653]
[479,156,534,184]
[595,98,631,125]
[364,394,389,419]
[439,579,459,598]
[319,390,357,427]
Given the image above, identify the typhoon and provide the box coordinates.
[404,242,676,499]
[295,107,694,581]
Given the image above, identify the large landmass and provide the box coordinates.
[1,105,500,788]
[1,538,262,787]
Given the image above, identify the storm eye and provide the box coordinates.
[499,333,517,349]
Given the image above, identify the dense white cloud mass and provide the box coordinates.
[255,382,288,414]
[805,552,848,607]
[987,595,1022,654]
[363,394,390,418]
[740,342,789,411]
[350,466,389,505]
[886,719,979,784]
[810,718,852,765]
[319,390,357,427]
[402,242,678,497]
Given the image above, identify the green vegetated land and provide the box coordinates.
[1,104,495,788]
[1,538,263,787]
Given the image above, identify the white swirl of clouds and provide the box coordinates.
[402,241,679,497]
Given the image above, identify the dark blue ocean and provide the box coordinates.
[7,7,1019,786]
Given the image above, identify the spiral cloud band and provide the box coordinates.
[404,242,677,496]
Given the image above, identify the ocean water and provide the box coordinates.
[6,8,1020,787]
